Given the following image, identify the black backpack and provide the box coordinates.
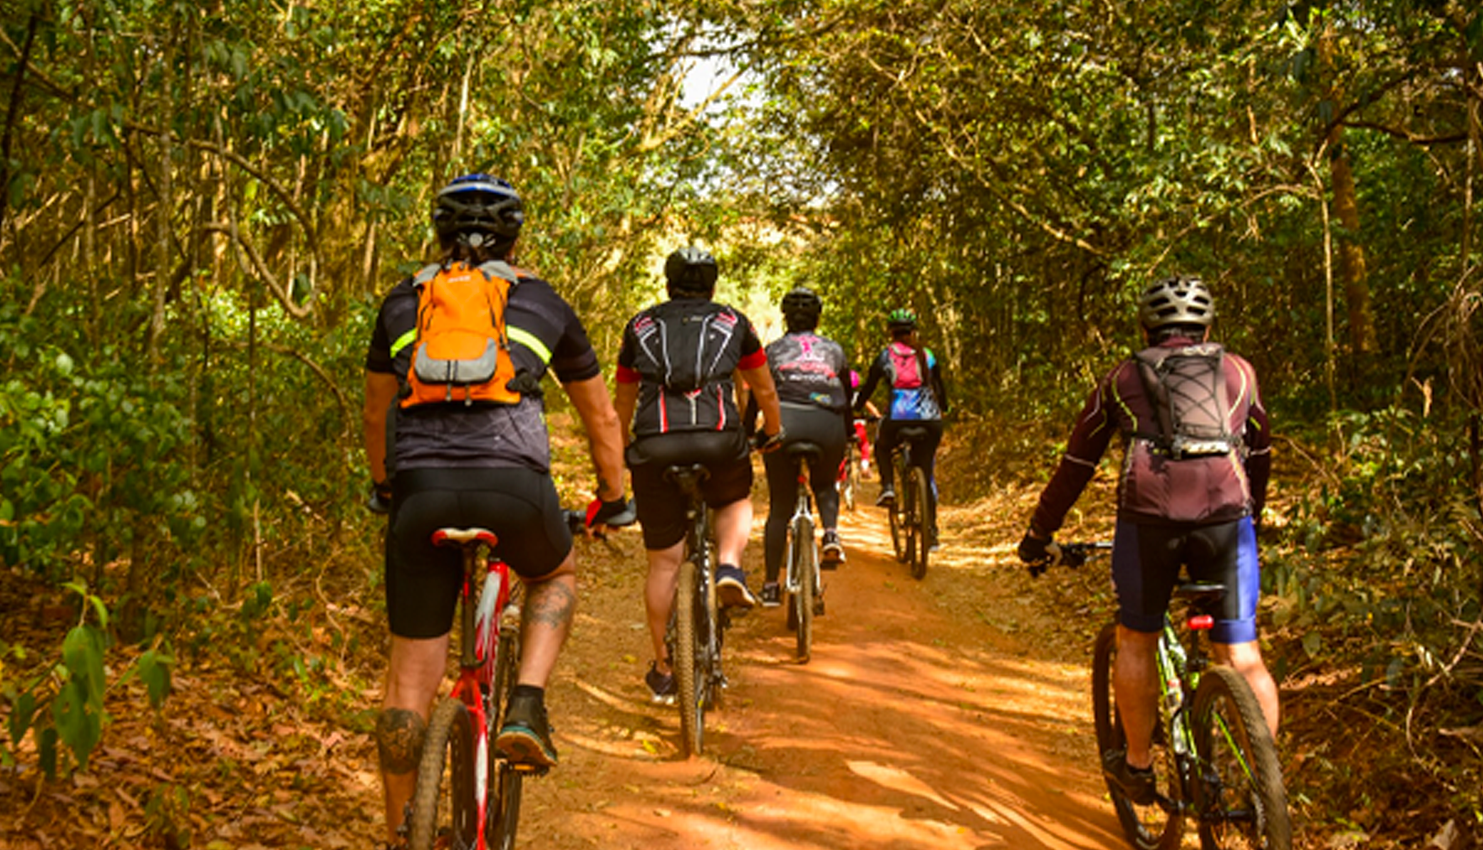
[628,300,747,435]
[1132,342,1238,459]
[631,300,744,393]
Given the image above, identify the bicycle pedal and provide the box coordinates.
[511,763,550,777]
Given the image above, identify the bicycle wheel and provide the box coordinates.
[888,474,906,563]
[1091,624,1184,850]
[486,630,523,850]
[909,466,931,579]
[792,515,815,663]
[843,447,860,513]
[1191,666,1291,850]
[674,558,704,757]
[409,698,477,850]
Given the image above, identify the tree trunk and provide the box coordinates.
[1328,142,1376,356]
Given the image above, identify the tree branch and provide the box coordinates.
[200,222,314,319]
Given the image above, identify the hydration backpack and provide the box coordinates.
[887,342,927,389]
[1132,342,1238,459]
[398,260,523,408]
[627,300,748,435]
[632,300,743,393]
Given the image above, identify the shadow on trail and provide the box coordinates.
[515,492,1129,850]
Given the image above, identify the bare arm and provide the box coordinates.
[363,371,400,484]
[613,380,639,448]
[563,375,627,502]
[740,364,782,437]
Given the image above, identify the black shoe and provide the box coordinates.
[875,487,896,507]
[496,693,558,770]
[760,581,782,608]
[644,662,676,705]
[821,530,844,569]
[1102,749,1157,806]
[716,564,757,609]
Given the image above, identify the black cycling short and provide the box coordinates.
[627,430,752,550]
[1110,517,1260,644]
[386,467,572,639]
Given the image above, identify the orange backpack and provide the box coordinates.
[399,260,523,408]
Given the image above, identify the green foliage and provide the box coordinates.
[1,581,174,778]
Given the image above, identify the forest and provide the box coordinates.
[1,0,1481,847]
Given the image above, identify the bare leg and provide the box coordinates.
[379,634,448,843]
[1213,640,1280,736]
[1113,625,1161,769]
[516,551,577,687]
[644,542,685,673]
[711,497,753,568]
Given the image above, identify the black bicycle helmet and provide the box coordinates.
[1137,275,1215,331]
[887,307,918,333]
[781,286,822,331]
[665,246,719,297]
[431,174,524,248]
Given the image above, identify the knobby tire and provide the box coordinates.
[675,558,702,757]
[793,515,815,663]
[1192,666,1292,850]
[843,447,860,513]
[888,459,906,563]
[486,630,523,850]
[409,698,477,850]
[909,466,930,579]
[1091,624,1183,850]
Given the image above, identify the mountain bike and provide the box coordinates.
[782,442,827,663]
[1070,542,1291,850]
[885,425,933,579]
[408,528,529,850]
[663,464,729,758]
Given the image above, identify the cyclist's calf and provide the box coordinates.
[1212,639,1280,736]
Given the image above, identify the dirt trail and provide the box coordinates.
[515,487,1127,850]
[0,464,1132,850]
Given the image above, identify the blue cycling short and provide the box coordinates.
[1109,517,1260,644]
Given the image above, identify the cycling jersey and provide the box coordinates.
[855,343,948,421]
[365,270,601,474]
[614,298,766,437]
[1030,336,1272,532]
[765,331,850,410]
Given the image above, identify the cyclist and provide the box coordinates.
[853,307,949,547]
[1015,274,1276,807]
[751,287,852,607]
[612,246,783,702]
[363,174,630,846]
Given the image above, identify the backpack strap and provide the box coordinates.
[1131,349,1175,451]
[411,262,443,288]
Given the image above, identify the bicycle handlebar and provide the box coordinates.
[1028,540,1112,577]
[1048,540,1112,568]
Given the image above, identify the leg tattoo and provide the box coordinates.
[524,580,576,631]
[376,707,426,775]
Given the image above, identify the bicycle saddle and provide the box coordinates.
[432,527,499,547]
[663,463,711,496]
[898,426,929,442]
[1172,581,1226,610]
[785,441,823,462]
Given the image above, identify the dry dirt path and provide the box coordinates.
[515,487,1129,850]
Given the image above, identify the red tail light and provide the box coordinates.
[1188,614,1214,631]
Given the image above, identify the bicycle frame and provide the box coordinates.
[784,455,819,601]
[664,465,726,756]
[431,529,520,850]
[1152,587,1232,813]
